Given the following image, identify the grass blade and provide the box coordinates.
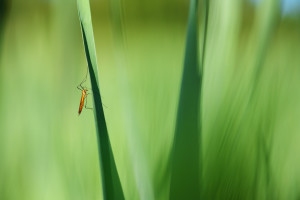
[76,1,124,199]
[108,1,155,199]
[248,1,280,198]
[169,0,207,199]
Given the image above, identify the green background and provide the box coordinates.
[1,0,300,199]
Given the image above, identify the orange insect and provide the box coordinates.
[78,88,88,115]
[77,69,92,115]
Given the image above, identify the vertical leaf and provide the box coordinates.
[169,0,208,199]
[249,1,280,199]
[108,1,155,199]
[76,1,124,199]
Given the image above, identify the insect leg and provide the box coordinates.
[77,85,83,91]
[86,92,107,109]
[77,66,89,90]
[85,94,93,110]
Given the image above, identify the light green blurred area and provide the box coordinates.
[1,0,300,199]
[0,0,186,199]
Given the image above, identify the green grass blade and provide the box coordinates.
[250,0,280,94]
[248,1,280,198]
[76,1,124,199]
[169,0,204,199]
[108,1,155,199]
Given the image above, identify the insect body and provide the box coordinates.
[78,88,88,115]
[77,68,92,116]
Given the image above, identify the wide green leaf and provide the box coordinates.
[169,0,208,199]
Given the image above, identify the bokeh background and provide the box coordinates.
[0,0,300,199]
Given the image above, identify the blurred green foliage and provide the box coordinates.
[0,0,300,200]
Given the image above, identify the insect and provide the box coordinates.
[77,68,92,115]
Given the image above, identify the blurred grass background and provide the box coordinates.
[0,0,300,199]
